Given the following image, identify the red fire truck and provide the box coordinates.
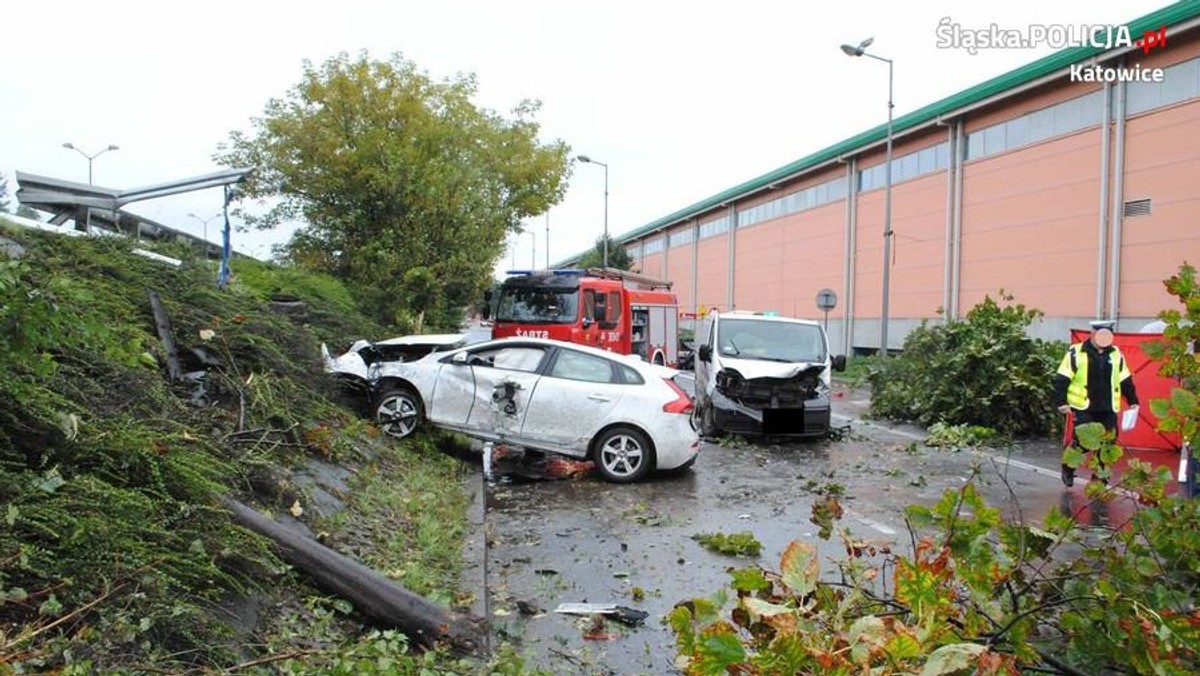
[488,268,680,366]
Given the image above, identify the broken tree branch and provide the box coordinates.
[149,291,183,381]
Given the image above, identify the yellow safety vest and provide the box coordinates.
[1056,342,1130,412]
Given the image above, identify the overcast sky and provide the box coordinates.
[2,0,1171,274]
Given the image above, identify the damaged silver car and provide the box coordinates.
[693,311,845,437]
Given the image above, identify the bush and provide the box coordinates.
[865,294,1064,436]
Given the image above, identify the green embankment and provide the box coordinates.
[0,221,481,674]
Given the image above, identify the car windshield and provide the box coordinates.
[717,319,826,363]
[495,287,579,324]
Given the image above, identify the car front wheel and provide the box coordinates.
[373,386,423,439]
[593,426,655,483]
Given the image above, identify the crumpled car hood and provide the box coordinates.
[322,340,372,380]
[715,356,824,381]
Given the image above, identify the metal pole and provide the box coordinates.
[531,230,535,270]
[87,158,94,185]
[880,57,894,356]
[603,163,609,269]
[545,212,550,269]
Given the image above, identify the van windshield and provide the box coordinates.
[495,287,579,324]
[717,319,826,363]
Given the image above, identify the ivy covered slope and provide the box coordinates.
[0,221,474,673]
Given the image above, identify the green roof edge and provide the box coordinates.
[570,0,1200,259]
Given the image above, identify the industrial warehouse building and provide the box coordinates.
[583,2,1200,355]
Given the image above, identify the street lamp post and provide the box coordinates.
[187,212,222,257]
[576,155,609,268]
[62,142,119,185]
[841,38,894,356]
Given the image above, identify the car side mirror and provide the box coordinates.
[832,354,847,372]
[582,317,593,329]
[452,352,470,365]
[698,344,712,363]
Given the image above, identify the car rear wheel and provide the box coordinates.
[373,386,423,439]
[592,426,655,483]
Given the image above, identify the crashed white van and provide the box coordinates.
[693,311,845,437]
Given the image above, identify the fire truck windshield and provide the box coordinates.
[495,287,579,324]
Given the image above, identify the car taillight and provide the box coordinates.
[662,378,694,415]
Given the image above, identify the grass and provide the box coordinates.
[318,432,473,606]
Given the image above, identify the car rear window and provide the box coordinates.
[618,364,644,385]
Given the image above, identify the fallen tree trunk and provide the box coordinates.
[221,496,484,653]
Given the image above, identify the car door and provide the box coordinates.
[521,347,625,451]
[427,353,475,426]
[461,344,549,439]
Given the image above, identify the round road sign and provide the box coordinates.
[816,288,838,311]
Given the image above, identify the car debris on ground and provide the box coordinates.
[553,603,649,627]
[483,443,595,483]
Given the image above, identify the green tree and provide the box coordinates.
[575,233,633,271]
[215,51,571,327]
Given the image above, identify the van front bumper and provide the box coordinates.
[710,390,831,437]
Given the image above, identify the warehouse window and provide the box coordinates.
[642,237,664,255]
[736,175,849,228]
[967,88,1108,161]
[856,140,950,192]
[1128,56,1200,115]
[668,227,694,248]
[699,215,730,239]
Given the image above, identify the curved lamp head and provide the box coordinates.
[576,154,593,163]
[107,144,120,151]
[62,142,75,149]
[840,37,874,56]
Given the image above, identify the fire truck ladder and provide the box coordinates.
[584,267,673,290]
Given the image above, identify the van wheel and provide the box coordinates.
[592,426,655,483]
[373,386,423,439]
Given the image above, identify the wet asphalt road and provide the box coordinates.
[458,378,1138,676]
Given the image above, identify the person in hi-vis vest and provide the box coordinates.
[1052,320,1139,487]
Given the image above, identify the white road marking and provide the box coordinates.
[842,507,898,536]
[832,414,925,441]
[835,412,1142,499]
